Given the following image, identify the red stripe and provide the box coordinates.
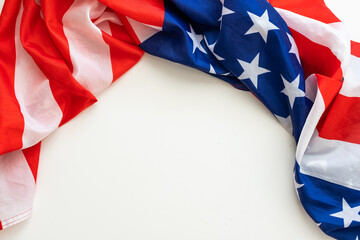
[99,0,165,27]
[103,20,144,82]
[22,143,41,181]
[41,0,75,72]
[118,15,142,45]
[290,29,342,81]
[270,0,340,24]
[0,0,24,155]
[318,94,360,144]
[288,27,345,134]
[351,41,360,58]
[20,0,97,126]
[316,73,343,108]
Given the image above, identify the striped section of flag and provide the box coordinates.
[273,1,360,237]
[0,0,144,230]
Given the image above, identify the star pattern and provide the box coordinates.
[186,25,207,54]
[330,198,360,228]
[245,10,279,42]
[146,1,326,233]
[237,53,270,88]
[281,74,305,109]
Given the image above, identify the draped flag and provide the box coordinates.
[0,0,359,238]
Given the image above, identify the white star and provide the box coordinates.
[219,0,235,21]
[209,64,216,74]
[209,64,230,76]
[330,198,360,228]
[287,33,301,64]
[245,10,279,42]
[186,25,207,54]
[293,171,304,199]
[237,53,270,88]
[204,36,225,61]
[281,74,305,109]
[275,114,293,134]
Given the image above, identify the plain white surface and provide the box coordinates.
[0,0,358,239]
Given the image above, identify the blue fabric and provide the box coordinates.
[139,0,359,239]
[296,162,360,239]
[140,0,311,141]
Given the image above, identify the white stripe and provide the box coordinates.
[300,130,360,191]
[0,0,4,14]
[297,72,360,191]
[340,54,360,97]
[0,150,35,226]
[126,16,162,43]
[93,11,122,36]
[14,4,63,149]
[275,8,360,99]
[296,77,325,163]
[275,8,351,68]
[93,11,123,26]
[1,209,32,229]
[96,21,111,36]
[305,74,317,103]
[274,9,360,191]
[62,0,113,96]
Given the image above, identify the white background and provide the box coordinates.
[0,0,359,239]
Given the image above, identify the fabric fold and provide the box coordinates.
[1,0,360,239]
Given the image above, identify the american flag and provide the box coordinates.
[0,0,359,238]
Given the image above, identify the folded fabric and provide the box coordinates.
[0,0,359,239]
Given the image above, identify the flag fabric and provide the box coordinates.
[0,0,359,238]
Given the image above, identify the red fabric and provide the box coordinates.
[351,41,360,58]
[21,0,98,126]
[41,0,75,71]
[0,0,145,185]
[18,0,144,127]
[0,0,24,155]
[118,15,142,45]
[289,28,343,109]
[98,0,165,27]
[102,19,144,82]
[23,143,41,181]
[318,94,360,144]
[290,29,342,81]
[270,0,340,23]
